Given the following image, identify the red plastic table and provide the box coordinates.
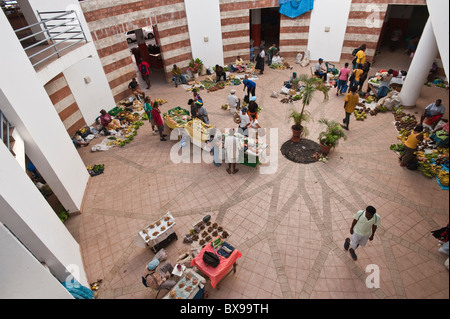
[190,242,242,289]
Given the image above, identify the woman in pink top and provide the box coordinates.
[336,62,351,96]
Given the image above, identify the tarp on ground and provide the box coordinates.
[279,0,314,18]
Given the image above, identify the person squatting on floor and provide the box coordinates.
[344,206,381,261]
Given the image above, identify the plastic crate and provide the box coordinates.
[167,106,190,116]
[108,106,122,116]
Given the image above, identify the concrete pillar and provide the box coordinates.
[251,9,262,49]
[399,18,438,108]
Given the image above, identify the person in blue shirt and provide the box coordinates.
[242,78,256,99]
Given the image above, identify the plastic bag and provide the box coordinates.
[295,52,303,64]
[271,91,279,98]
[280,87,290,95]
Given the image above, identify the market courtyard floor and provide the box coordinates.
[69,54,449,299]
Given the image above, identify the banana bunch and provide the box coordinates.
[155,98,167,105]
[418,162,439,178]
[438,170,449,186]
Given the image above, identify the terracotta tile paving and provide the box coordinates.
[68,51,449,300]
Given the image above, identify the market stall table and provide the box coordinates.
[163,268,206,299]
[135,212,178,253]
[190,239,242,289]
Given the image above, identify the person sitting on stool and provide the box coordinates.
[144,259,177,291]
[215,65,227,82]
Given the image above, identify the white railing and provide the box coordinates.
[14,10,87,67]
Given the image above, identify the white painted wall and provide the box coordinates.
[0,10,89,214]
[0,223,74,299]
[0,142,89,288]
[184,0,224,69]
[64,54,116,125]
[307,0,352,62]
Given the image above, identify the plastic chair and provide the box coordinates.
[326,62,338,75]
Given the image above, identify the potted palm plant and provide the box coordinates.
[290,75,329,142]
[318,118,347,155]
[289,109,310,142]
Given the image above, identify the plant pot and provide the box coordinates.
[319,142,332,155]
[291,125,303,143]
[193,72,199,79]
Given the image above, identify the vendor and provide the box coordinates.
[99,109,112,135]
[377,69,394,99]
[313,58,327,82]
[238,107,251,136]
[215,64,226,82]
[399,125,424,167]
[235,56,245,73]
[172,64,186,87]
[430,120,449,148]
[144,259,177,291]
[420,99,445,128]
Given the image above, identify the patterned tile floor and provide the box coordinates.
[68,50,449,299]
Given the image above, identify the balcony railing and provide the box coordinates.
[14,10,88,68]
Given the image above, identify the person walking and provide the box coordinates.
[342,86,359,130]
[344,205,381,261]
[255,49,265,74]
[358,61,371,92]
[139,59,151,89]
[336,62,351,96]
[349,64,364,90]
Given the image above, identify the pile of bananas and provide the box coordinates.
[155,98,167,105]
[438,170,449,186]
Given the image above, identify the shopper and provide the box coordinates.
[267,44,278,66]
[342,86,359,130]
[358,61,371,92]
[139,58,151,89]
[144,96,158,135]
[196,100,209,125]
[188,99,197,119]
[247,96,258,121]
[227,89,240,114]
[344,205,381,261]
[224,128,240,174]
[242,78,256,100]
[238,107,251,136]
[336,63,351,96]
[255,49,265,74]
[151,101,167,141]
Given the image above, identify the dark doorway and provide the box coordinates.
[261,7,280,49]
[377,4,429,54]
[250,7,280,50]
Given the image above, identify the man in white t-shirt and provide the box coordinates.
[227,89,240,114]
[344,206,380,261]
[238,107,251,136]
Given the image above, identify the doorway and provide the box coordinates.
[374,4,429,70]
[250,7,280,50]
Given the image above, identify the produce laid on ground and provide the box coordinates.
[86,164,105,176]
[390,108,449,188]
[105,120,143,147]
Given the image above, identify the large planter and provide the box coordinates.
[291,125,303,143]
[319,142,332,155]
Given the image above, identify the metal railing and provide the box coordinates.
[14,10,87,67]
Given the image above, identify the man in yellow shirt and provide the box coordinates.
[350,64,364,90]
[356,45,366,65]
[342,86,359,130]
